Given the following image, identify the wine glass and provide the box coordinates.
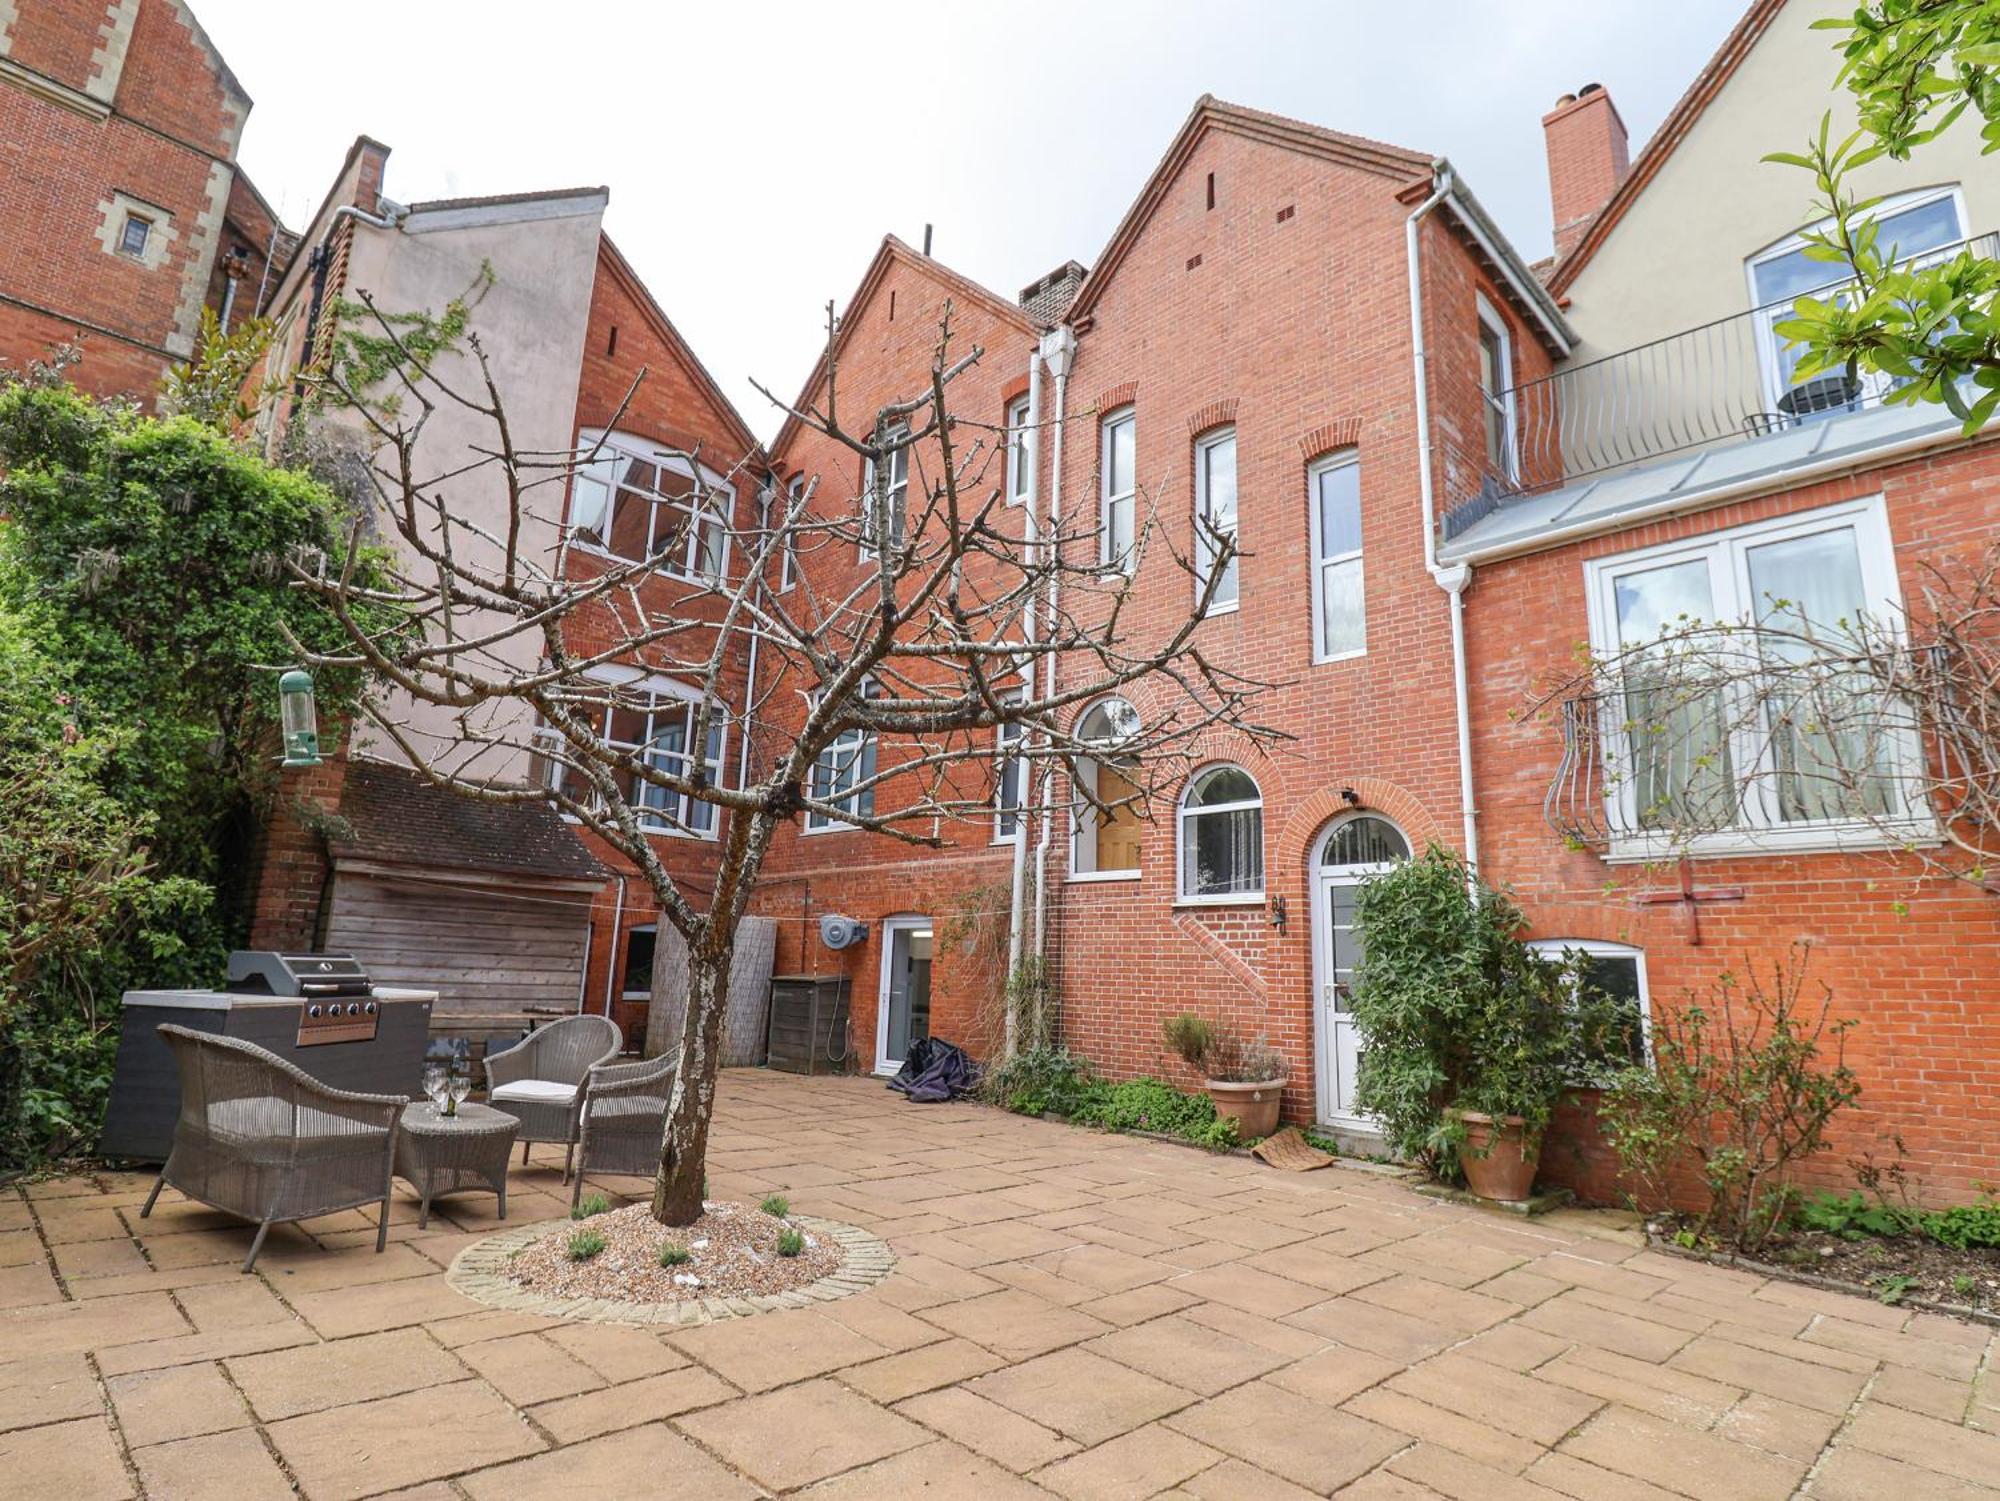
[446,1067,471,1117]
[421,1063,448,1118]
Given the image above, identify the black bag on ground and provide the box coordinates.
[886,1037,979,1103]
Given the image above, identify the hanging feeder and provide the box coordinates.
[278,668,322,768]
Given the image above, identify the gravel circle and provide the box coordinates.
[445,1205,895,1327]
[513,1202,841,1302]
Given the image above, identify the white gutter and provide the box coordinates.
[1005,347,1045,1040]
[1406,163,1481,871]
[1032,325,1076,964]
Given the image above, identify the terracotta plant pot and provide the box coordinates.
[1455,1110,1539,1202]
[1207,1077,1287,1140]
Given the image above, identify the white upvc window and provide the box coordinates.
[1526,939,1651,1073]
[860,431,909,560]
[568,430,734,583]
[1583,495,1923,859]
[1177,763,1263,901]
[537,670,726,839]
[777,473,803,592]
[1069,696,1142,879]
[804,678,879,832]
[1476,295,1518,482]
[1100,406,1136,572]
[1005,395,1032,507]
[1747,184,1967,416]
[1309,452,1364,661]
[1193,427,1238,614]
[994,692,1027,842]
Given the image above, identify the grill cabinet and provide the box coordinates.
[765,975,850,1076]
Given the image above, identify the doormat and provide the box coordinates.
[1251,1126,1335,1172]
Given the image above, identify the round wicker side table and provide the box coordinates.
[395,1102,519,1229]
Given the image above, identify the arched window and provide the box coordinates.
[1071,697,1141,877]
[1319,814,1410,868]
[1178,764,1263,899]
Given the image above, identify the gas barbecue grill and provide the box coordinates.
[100,951,436,1162]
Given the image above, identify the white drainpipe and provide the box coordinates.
[1405,164,1481,871]
[1032,325,1076,963]
[1005,347,1046,1043]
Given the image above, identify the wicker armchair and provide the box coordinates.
[140,1024,404,1273]
[570,1052,677,1208]
[483,1014,621,1180]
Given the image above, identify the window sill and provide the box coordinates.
[1066,869,1141,884]
[799,822,858,837]
[569,540,725,588]
[1173,893,1265,909]
[1604,816,1938,864]
[1199,601,1241,619]
[1312,647,1367,666]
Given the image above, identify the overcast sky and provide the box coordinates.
[199,1,1753,441]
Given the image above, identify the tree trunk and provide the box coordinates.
[651,938,731,1226]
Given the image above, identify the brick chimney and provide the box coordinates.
[1544,83,1630,262]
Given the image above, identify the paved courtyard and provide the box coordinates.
[3,1070,1997,1499]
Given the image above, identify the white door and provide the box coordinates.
[875,917,932,1074]
[1310,815,1410,1124]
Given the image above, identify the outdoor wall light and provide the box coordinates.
[279,668,322,768]
[1268,894,1287,934]
[1340,786,1361,807]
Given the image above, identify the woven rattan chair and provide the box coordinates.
[140,1024,404,1273]
[484,1014,621,1180]
[570,1052,677,1208]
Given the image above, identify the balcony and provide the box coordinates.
[1467,232,1998,517]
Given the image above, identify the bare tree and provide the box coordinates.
[284,295,1278,1225]
[1533,548,2000,896]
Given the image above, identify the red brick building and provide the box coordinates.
[0,0,289,399]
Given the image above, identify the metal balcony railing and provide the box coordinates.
[1501,232,1999,493]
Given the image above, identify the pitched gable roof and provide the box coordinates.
[594,233,764,462]
[1548,0,1787,295]
[1066,95,1434,326]
[771,235,1038,459]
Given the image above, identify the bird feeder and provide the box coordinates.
[278,669,322,768]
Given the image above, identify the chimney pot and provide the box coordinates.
[1543,85,1629,263]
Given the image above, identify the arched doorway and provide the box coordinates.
[1309,813,1411,1124]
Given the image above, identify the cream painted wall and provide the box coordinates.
[1562,0,2000,365]
[334,195,605,783]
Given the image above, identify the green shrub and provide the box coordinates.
[566,1229,606,1261]
[570,1193,610,1220]
[1349,845,1631,1175]
[776,1228,805,1257]
[1797,1190,1914,1241]
[982,1047,1107,1119]
[759,1193,789,1219]
[658,1243,691,1267]
[1161,1014,1217,1073]
[1920,1200,2000,1251]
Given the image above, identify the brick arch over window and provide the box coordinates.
[1186,398,1238,436]
[1092,381,1139,414]
[1273,779,1448,877]
[1296,417,1362,461]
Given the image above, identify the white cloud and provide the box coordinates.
[202,1,1766,441]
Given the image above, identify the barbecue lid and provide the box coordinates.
[225,951,371,996]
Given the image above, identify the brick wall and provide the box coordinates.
[1469,441,2000,1204]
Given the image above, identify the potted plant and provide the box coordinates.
[1163,1014,1289,1139]
[1347,846,1631,1202]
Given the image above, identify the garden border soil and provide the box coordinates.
[1645,1229,2000,1328]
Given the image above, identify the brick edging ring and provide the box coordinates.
[444,1213,896,1326]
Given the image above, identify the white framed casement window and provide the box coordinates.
[1583,494,1926,859]
[1747,184,1967,416]
[1100,406,1136,572]
[994,693,1027,842]
[859,430,909,561]
[1005,395,1032,507]
[536,669,726,839]
[1309,452,1365,661]
[1176,763,1263,902]
[1476,295,1518,482]
[804,678,879,832]
[777,473,803,592]
[1069,695,1142,879]
[1193,427,1238,614]
[1526,939,1651,1073]
[568,430,734,583]
[620,924,658,1001]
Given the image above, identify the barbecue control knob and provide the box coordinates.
[346,1002,362,1016]
[364,1002,378,1016]
[308,1005,323,1019]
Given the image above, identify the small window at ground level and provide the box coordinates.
[1178,763,1263,898]
[1527,939,1649,1072]
[621,925,658,998]
[119,214,152,258]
